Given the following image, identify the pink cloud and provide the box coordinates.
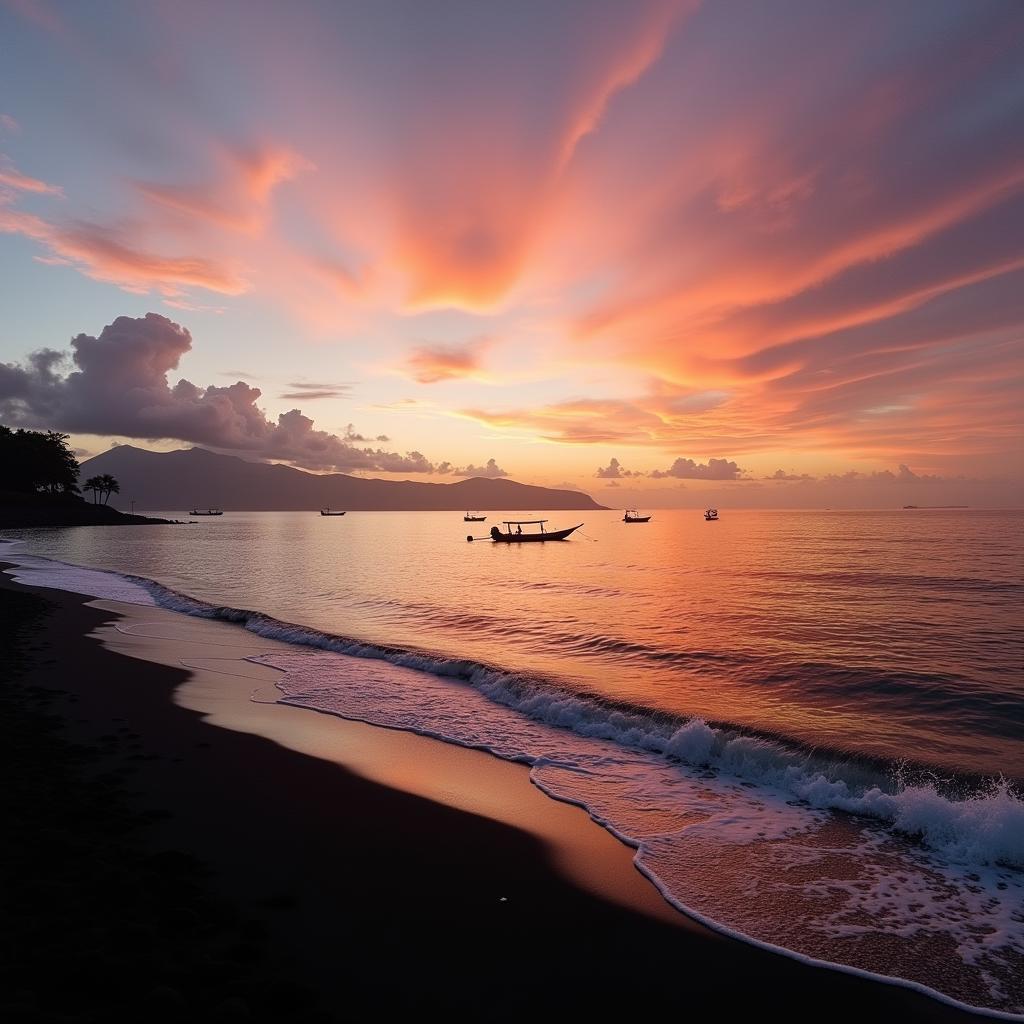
[0,208,247,295]
[405,341,486,384]
[136,144,312,234]
[0,156,63,195]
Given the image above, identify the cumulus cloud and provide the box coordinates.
[595,457,638,478]
[453,458,508,478]
[823,464,943,484]
[765,469,815,481]
[0,313,439,474]
[342,424,390,443]
[649,457,743,480]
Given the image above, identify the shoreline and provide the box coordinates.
[0,568,988,1020]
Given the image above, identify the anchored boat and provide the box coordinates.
[623,509,651,523]
[320,508,346,516]
[704,508,719,521]
[189,508,223,516]
[487,519,582,542]
[464,511,487,522]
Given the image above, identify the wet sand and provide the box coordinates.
[0,569,985,1022]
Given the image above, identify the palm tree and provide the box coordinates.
[83,475,104,504]
[98,473,120,505]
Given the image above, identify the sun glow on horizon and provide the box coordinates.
[1,0,1022,506]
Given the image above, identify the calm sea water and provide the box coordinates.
[4,508,1023,1014]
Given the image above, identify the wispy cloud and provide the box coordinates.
[0,1,1021,490]
[404,341,487,384]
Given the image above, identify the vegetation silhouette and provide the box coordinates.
[83,472,120,505]
[0,423,162,527]
[0,425,81,495]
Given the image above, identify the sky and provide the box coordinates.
[1,0,1022,507]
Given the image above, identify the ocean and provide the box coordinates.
[3,508,1022,1016]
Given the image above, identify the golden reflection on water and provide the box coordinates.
[14,508,1023,777]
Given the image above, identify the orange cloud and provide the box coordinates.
[136,144,312,234]
[0,207,246,295]
[557,0,694,168]
[404,341,488,383]
[3,1,1022,486]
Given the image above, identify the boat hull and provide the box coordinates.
[320,511,346,516]
[491,525,582,542]
[464,516,486,522]
[623,517,651,523]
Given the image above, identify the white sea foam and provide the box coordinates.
[3,542,1023,1014]
[4,541,1022,872]
[1,545,157,605]
[260,646,1024,1016]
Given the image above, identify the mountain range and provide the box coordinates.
[81,446,606,512]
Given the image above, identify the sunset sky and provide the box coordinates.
[1,0,1022,506]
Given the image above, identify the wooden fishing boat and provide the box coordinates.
[320,508,346,516]
[488,520,582,542]
[189,508,223,516]
[623,509,651,523]
[464,511,487,522]
[704,508,719,521]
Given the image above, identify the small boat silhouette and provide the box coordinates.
[464,511,487,522]
[189,508,223,516]
[623,509,651,523]
[320,508,346,516]
[704,508,719,521]
[487,520,582,543]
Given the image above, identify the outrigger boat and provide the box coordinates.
[487,519,582,543]
[189,508,223,516]
[623,509,651,523]
[704,508,719,521]
[320,508,346,516]
[464,511,487,522]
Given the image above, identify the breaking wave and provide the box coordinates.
[5,541,1019,871]
[4,539,1023,1014]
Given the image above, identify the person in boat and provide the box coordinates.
[516,524,522,535]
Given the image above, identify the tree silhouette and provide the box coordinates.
[0,426,81,495]
[98,474,120,505]
[83,475,104,504]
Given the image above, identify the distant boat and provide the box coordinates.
[704,508,719,521]
[486,520,582,543]
[189,508,223,516]
[464,511,487,522]
[623,509,651,523]
[320,508,346,516]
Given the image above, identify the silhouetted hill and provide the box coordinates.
[81,446,607,512]
[0,490,175,528]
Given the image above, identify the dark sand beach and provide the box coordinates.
[0,569,985,1022]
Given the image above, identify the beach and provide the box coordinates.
[0,566,989,1022]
